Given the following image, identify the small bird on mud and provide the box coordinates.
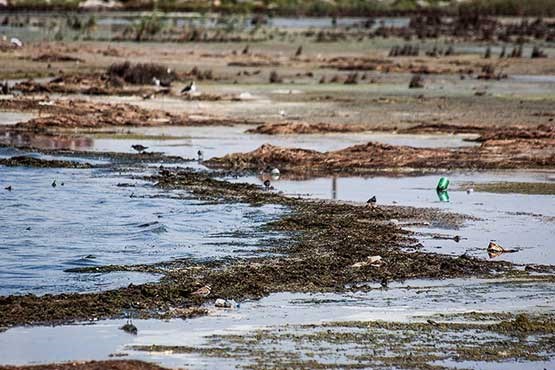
[263,179,271,190]
[4,185,11,191]
[367,196,377,207]
[120,316,138,335]
[191,285,211,297]
[132,144,148,153]
[487,241,517,258]
[181,81,197,94]
[51,180,56,188]
[197,150,204,161]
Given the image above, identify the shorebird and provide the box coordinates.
[487,241,505,253]
[51,180,56,188]
[132,144,148,153]
[4,185,12,191]
[197,150,204,161]
[181,81,197,94]
[263,179,271,190]
[152,77,161,87]
[191,285,211,297]
[367,196,376,207]
[279,109,286,118]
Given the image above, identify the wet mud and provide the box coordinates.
[205,137,555,176]
[0,360,171,370]
[130,312,555,369]
[0,155,93,168]
[245,121,366,135]
[0,97,257,130]
[460,181,555,195]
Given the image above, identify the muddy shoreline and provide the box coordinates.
[205,137,555,176]
[0,166,520,328]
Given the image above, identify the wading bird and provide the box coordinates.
[132,144,148,153]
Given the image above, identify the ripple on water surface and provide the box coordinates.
[0,165,285,296]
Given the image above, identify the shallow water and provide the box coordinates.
[1,277,553,368]
[0,125,477,160]
[228,171,555,265]
[0,165,285,296]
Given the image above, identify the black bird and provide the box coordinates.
[120,320,137,335]
[51,180,56,188]
[131,144,148,153]
[367,195,376,207]
[263,179,271,190]
[4,185,11,191]
[180,81,197,94]
[197,150,204,161]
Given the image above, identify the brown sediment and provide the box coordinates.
[460,181,555,195]
[131,312,555,367]
[30,53,84,63]
[320,56,457,74]
[205,137,555,175]
[0,360,172,370]
[14,74,157,96]
[245,122,367,135]
[0,144,192,164]
[0,97,258,129]
[0,156,93,168]
[0,168,516,327]
[390,122,555,141]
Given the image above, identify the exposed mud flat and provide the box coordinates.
[14,74,157,97]
[459,181,555,195]
[206,137,555,176]
[245,121,366,135]
[0,155,93,168]
[389,122,555,142]
[0,360,171,370]
[0,97,257,130]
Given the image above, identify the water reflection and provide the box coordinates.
[0,130,94,150]
[436,189,450,202]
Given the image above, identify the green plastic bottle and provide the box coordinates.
[436,177,449,192]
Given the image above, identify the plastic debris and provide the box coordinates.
[436,177,449,191]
